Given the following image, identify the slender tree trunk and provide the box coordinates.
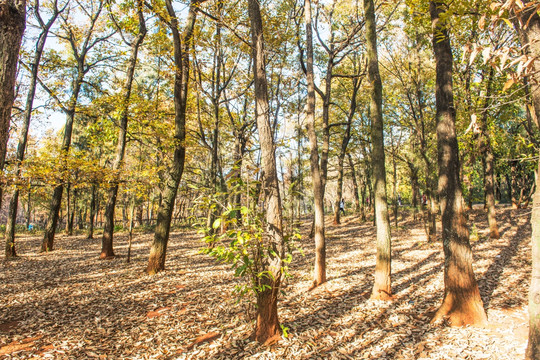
[348,154,361,214]
[364,0,392,300]
[65,183,72,235]
[511,161,519,208]
[478,68,499,239]
[247,0,286,344]
[0,0,26,211]
[304,0,326,288]
[430,1,486,326]
[101,3,146,259]
[87,184,97,239]
[146,0,199,274]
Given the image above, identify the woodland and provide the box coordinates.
[1,0,540,359]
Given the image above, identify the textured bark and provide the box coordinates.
[304,0,326,288]
[430,1,486,326]
[247,0,285,344]
[0,0,26,211]
[514,4,540,357]
[146,0,198,274]
[101,2,146,259]
[364,0,392,300]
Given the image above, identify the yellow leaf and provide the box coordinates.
[502,77,515,91]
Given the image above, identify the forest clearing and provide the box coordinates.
[0,207,531,359]
[3,0,540,358]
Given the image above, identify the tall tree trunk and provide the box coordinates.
[364,0,392,300]
[146,0,198,274]
[0,0,26,211]
[333,67,361,225]
[247,0,286,344]
[515,4,540,357]
[430,0,486,326]
[304,0,326,288]
[478,68,499,239]
[101,2,146,259]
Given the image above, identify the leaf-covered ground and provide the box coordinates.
[0,205,531,359]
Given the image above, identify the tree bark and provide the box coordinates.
[364,0,392,300]
[514,3,540,357]
[304,0,326,288]
[430,0,486,326]
[0,0,26,211]
[247,0,285,344]
[146,0,199,274]
[101,2,146,259]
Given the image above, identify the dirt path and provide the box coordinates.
[0,206,531,359]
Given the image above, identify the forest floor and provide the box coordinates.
[0,205,532,359]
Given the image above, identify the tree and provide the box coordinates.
[247,0,286,343]
[100,0,147,259]
[509,1,540,357]
[146,0,201,274]
[429,0,487,326]
[0,0,26,210]
[5,0,64,257]
[364,0,392,300]
[40,0,111,252]
[304,0,326,288]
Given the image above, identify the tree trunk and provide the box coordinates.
[146,0,198,274]
[514,4,540,357]
[478,68,499,239]
[87,184,97,239]
[0,0,26,211]
[101,3,146,259]
[65,183,72,235]
[348,154,361,215]
[430,0,486,326]
[247,0,285,344]
[304,0,326,288]
[364,0,392,301]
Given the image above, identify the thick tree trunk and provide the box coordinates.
[430,1,486,326]
[247,0,285,344]
[0,0,26,211]
[514,4,540,357]
[304,0,326,288]
[101,4,146,259]
[364,0,392,300]
[146,0,198,274]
